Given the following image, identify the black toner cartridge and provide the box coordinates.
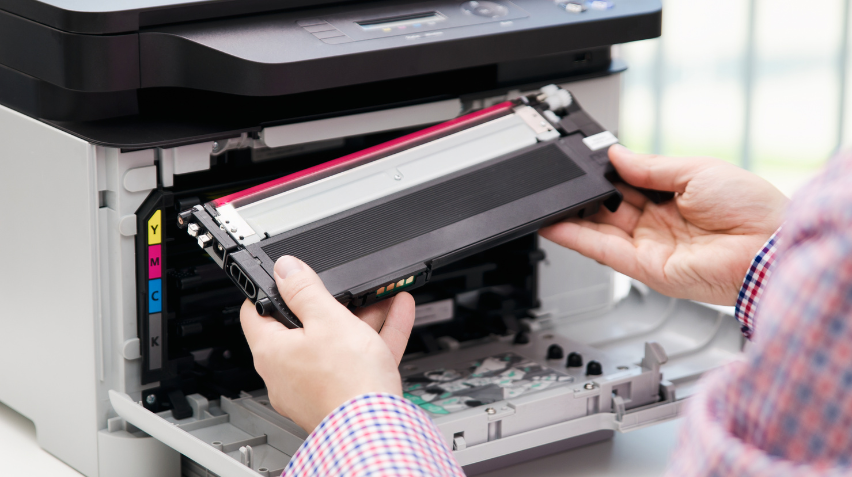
[178,86,625,328]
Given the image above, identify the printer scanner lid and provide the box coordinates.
[0,0,660,148]
[0,0,358,34]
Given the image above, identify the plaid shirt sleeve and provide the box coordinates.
[666,152,852,476]
[283,393,465,477]
[734,229,781,339]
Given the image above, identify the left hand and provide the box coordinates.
[240,255,416,433]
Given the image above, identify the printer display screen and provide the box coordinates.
[357,12,447,31]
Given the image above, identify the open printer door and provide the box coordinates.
[108,286,742,476]
[109,390,303,477]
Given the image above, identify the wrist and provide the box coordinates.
[734,227,782,339]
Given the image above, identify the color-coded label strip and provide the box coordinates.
[148,313,162,370]
[148,210,162,245]
[148,244,161,279]
[147,209,164,372]
[148,278,162,313]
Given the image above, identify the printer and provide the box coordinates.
[0,0,745,476]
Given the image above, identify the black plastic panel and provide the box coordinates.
[0,0,361,34]
[260,144,585,272]
[0,0,658,97]
[0,62,139,121]
[138,0,661,96]
[247,136,618,300]
[0,9,139,92]
[38,59,623,149]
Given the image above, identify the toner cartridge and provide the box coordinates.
[178,86,625,328]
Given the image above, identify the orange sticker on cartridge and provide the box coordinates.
[148,245,161,279]
[148,210,162,245]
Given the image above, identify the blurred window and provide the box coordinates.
[618,0,850,195]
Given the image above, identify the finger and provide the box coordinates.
[609,144,710,193]
[615,183,650,210]
[239,299,293,349]
[273,255,348,327]
[378,292,416,364]
[587,200,642,235]
[540,220,644,280]
[354,298,394,333]
[544,217,633,242]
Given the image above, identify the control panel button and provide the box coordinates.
[303,23,337,33]
[557,1,587,13]
[296,18,326,26]
[313,29,346,39]
[322,36,355,44]
[587,0,614,10]
[461,1,509,18]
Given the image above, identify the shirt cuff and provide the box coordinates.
[734,228,781,339]
[283,393,464,477]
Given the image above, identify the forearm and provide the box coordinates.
[668,153,852,476]
[284,393,464,477]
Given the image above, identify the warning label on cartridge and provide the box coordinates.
[402,353,573,415]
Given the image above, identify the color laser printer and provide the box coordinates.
[0,0,745,476]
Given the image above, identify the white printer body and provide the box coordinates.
[0,0,745,475]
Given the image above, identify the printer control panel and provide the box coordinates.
[293,0,623,45]
[296,0,529,44]
[138,0,660,97]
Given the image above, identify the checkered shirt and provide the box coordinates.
[667,152,852,476]
[735,229,780,340]
[283,393,464,477]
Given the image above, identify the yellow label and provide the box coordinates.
[147,210,162,245]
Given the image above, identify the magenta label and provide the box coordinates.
[148,245,161,279]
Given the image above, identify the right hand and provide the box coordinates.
[540,145,789,305]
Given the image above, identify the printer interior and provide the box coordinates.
[143,130,546,411]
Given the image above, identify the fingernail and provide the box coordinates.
[610,144,631,154]
[274,256,303,279]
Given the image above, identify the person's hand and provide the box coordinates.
[240,255,415,432]
[540,145,788,305]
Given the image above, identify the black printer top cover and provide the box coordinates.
[0,0,660,148]
[0,0,356,33]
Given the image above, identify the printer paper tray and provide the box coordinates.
[109,289,743,476]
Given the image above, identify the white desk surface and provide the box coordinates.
[0,399,680,476]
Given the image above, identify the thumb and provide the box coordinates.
[609,144,708,193]
[378,292,415,364]
[273,255,347,328]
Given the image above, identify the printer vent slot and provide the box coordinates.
[261,144,585,272]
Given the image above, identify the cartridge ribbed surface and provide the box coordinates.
[261,144,585,272]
